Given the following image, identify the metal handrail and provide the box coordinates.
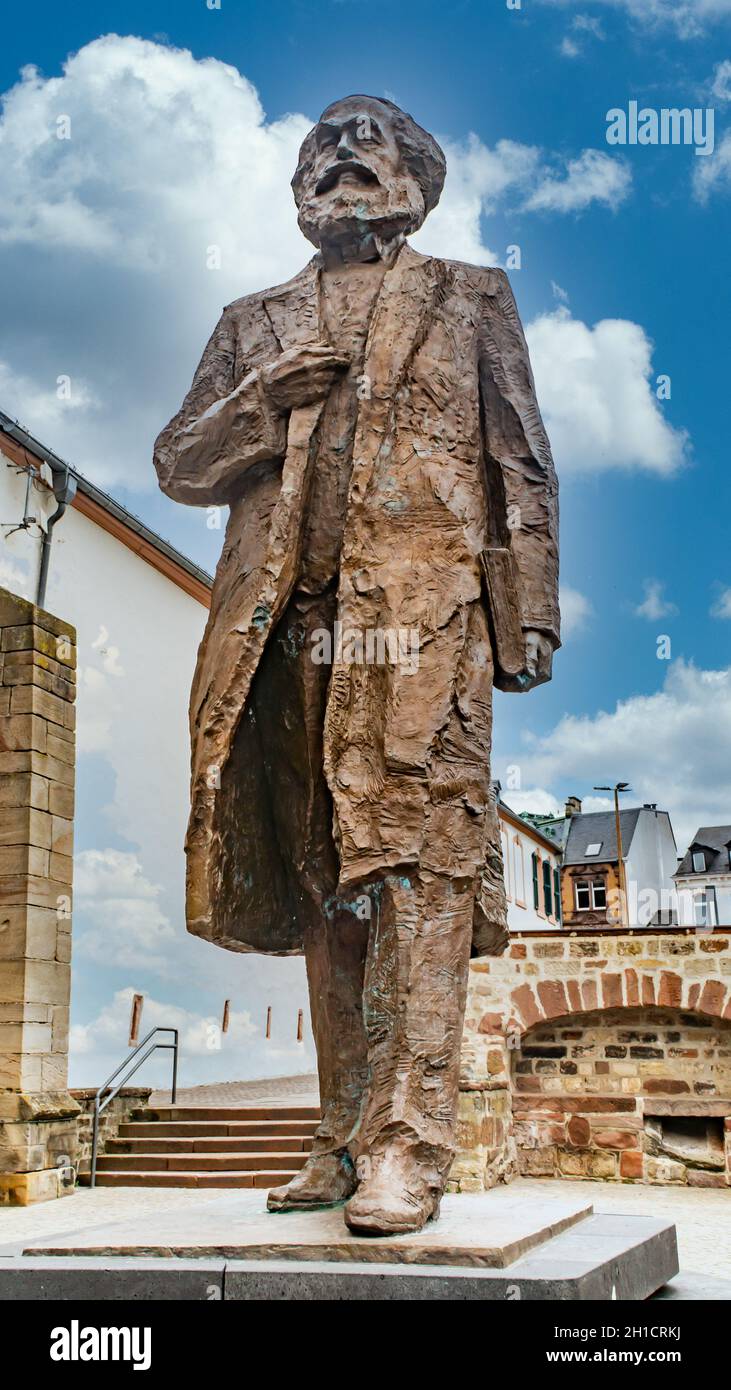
[89,1027,179,1187]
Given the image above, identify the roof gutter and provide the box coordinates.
[0,410,213,603]
[36,464,77,610]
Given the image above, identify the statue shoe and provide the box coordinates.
[344,1170,442,1235]
[267,1150,357,1212]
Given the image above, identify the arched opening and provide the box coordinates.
[512,1006,731,1186]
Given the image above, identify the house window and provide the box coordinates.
[514,839,526,907]
[553,867,562,924]
[592,879,607,910]
[502,829,511,901]
[575,877,607,912]
[542,859,553,918]
[575,879,591,911]
[532,853,540,912]
[692,850,706,873]
[694,889,718,928]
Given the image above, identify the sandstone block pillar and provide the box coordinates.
[0,586,80,1204]
[450,961,516,1191]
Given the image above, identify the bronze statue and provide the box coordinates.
[154,95,559,1234]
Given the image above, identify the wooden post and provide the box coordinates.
[128,994,144,1046]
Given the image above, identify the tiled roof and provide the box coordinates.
[563,808,643,866]
[675,826,731,878]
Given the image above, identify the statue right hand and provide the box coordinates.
[261,343,350,412]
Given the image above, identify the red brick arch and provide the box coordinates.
[508,967,731,1035]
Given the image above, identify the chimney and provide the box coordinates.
[565,795,582,818]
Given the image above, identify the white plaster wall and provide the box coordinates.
[675,875,731,927]
[0,452,314,1087]
[501,812,561,932]
[624,809,679,926]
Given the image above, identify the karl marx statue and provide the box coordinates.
[154,96,559,1235]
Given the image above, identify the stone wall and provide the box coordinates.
[452,929,731,1191]
[72,1087,152,1177]
[0,587,79,1204]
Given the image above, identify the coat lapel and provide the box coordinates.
[262,256,322,350]
[349,244,448,502]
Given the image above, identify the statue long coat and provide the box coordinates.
[154,244,560,955]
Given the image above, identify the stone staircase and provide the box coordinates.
[89,1103,321,1189]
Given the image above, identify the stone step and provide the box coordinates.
[87,1170,295,1189]
[106,1135,314,1156]
[96,1151,308,1173]
[120,1120,319,1139]
[133,1106,321,1123]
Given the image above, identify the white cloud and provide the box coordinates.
[0,36,634,493]
[70,988,256,1072]
[560,585,593,637]
[511,660,731,852]
[501,788,613,818]
[711,58,731,101]
[524,150,631,213]
[0,361,98,443]
[634,579,678,621]
[74,849,177,973]
[711,586,731,619]
[538,0,731,39]
[573,14,607,36]
[0,551,33,600]
[414,137,630,259]
[0,36,313,490]
[69,987,316,1090]
[559,12,606,53]
[525,308,689,475]
[413,135,538,265]
[501,787,563,818]
[693,132,731,202]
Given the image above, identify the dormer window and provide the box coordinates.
[692,850,706,873]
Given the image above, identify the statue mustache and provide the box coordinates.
[314,159,381,196]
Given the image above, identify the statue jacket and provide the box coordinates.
[154,244,560,954]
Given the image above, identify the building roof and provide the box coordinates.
[675,826,731,878]
[499,799,561,856]
[521,813,571,852]
[563,808,643,866]
[0,409,213,607]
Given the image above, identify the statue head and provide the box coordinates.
[292,95,446,260]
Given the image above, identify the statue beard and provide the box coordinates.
[297,175,426,260]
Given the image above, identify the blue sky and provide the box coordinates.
[1,1,730,1076]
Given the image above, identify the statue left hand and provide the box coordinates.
[514,630,554,691]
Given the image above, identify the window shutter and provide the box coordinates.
[553,867,562,923]
[542,859,553,917]
[532,853,539,910]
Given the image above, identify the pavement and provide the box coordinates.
[149,1075,319,1106]
[1,1177,730,1295]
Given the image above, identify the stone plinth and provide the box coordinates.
[19,1190,678,1300]
[0,587,79,1204]
[25,1189,593,1266]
